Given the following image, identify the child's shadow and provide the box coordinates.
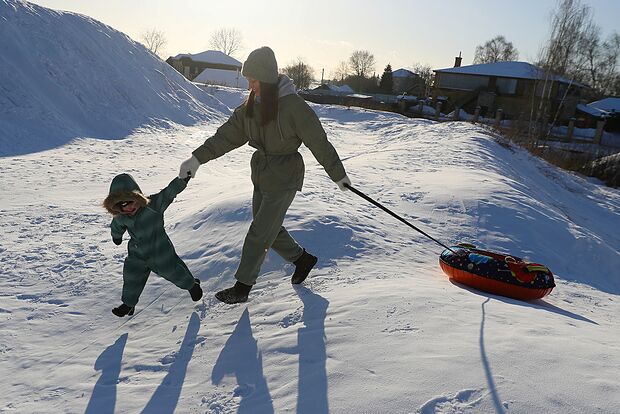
[86,313,200,414]
[212,308,274,414]
[141,312,201,414]
[85,333,128,414]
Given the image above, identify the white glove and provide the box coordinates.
[336,175,351,191]
[179,155,201,179]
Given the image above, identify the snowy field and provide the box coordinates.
[2,1,620,413]
[2,103,620,413]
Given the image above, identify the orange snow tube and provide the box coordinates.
[439,245,555,300]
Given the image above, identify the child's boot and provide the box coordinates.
[189,278,203,301]
[112,303,135,317]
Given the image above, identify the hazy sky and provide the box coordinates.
[29,0,620,79]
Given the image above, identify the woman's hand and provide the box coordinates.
[336,175,351,191]
[179,155,201,178]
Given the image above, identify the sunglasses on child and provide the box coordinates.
[116,200,134,209]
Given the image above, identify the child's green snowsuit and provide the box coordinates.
[105,174,195,307]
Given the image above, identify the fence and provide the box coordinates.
[301,92,613,148]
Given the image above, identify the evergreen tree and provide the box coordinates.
[379,64,393,94]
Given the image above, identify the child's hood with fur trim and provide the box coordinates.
[103,173,149,215]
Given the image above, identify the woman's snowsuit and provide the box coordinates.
[191,75,346,286]
[105,174,195,306]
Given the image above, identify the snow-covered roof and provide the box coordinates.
[434,61,581,86]
[348,93,372,99]
[170,50,241,67]
[589,97,620,112]
[193,67,248,89]
[392,68,418,78]
[313,84,354,93]
[577,103,608,117]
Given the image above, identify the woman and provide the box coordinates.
[179,46,351,304]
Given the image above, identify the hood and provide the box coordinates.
[102,173,149,215]
[278,75,297,98]
[108,173,141,194]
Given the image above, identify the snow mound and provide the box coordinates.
[0,0,229,156]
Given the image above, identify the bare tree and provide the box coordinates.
[473,35,519,64]
[530,0,594,141]
[332,61,350,82]
[597,32,620,95]
[282,58,315,90]
[140,29,167,57]
[578,21,602,89]
[539,0,592,77]
[209,28,243,57]
[410,62,434,97]
[349,50,375,78]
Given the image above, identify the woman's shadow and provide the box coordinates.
[211,308,274,414]
[294,285,330,414]
[85,333,128,414]
[141,312,201,414]
[211,287,330,414]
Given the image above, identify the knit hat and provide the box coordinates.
[242,46,278,84]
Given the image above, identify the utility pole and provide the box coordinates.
[321,68,324,85]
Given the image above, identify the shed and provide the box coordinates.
[166,50,242,82]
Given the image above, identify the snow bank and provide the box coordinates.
[0,0,229,156]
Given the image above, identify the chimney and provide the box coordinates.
[454,51,462,68]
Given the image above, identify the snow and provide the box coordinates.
[589,97,620,113]
[313,84,355,94]
[170,50,242,68]
[577,103,608,118]
[2,2,620,413]
[193,68,249,89]
[0,0,229,156]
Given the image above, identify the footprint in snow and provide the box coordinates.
[278,307,303,328]
[417,389,484,414]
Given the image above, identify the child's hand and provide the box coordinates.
[113,238,122,245]
[179,155,200,178]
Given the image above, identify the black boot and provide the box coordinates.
[215,281,252,304]
[189,278,203,302]
[291,249,318,284]
[112,303,135,317]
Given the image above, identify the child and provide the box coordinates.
[103,173,202,317]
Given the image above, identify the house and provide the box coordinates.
[432,61,589,121]
[166,50,242,83]
[392,69,425,96]
[576,97,620,131]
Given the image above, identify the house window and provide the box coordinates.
[437,73,489,91]
[496,78,517,94]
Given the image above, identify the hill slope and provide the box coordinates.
[0,0,228,156]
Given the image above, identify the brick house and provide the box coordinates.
[432,61,588,121]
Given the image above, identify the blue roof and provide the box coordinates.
[589,97,620,112]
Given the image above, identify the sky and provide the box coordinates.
[23,0,620,79]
